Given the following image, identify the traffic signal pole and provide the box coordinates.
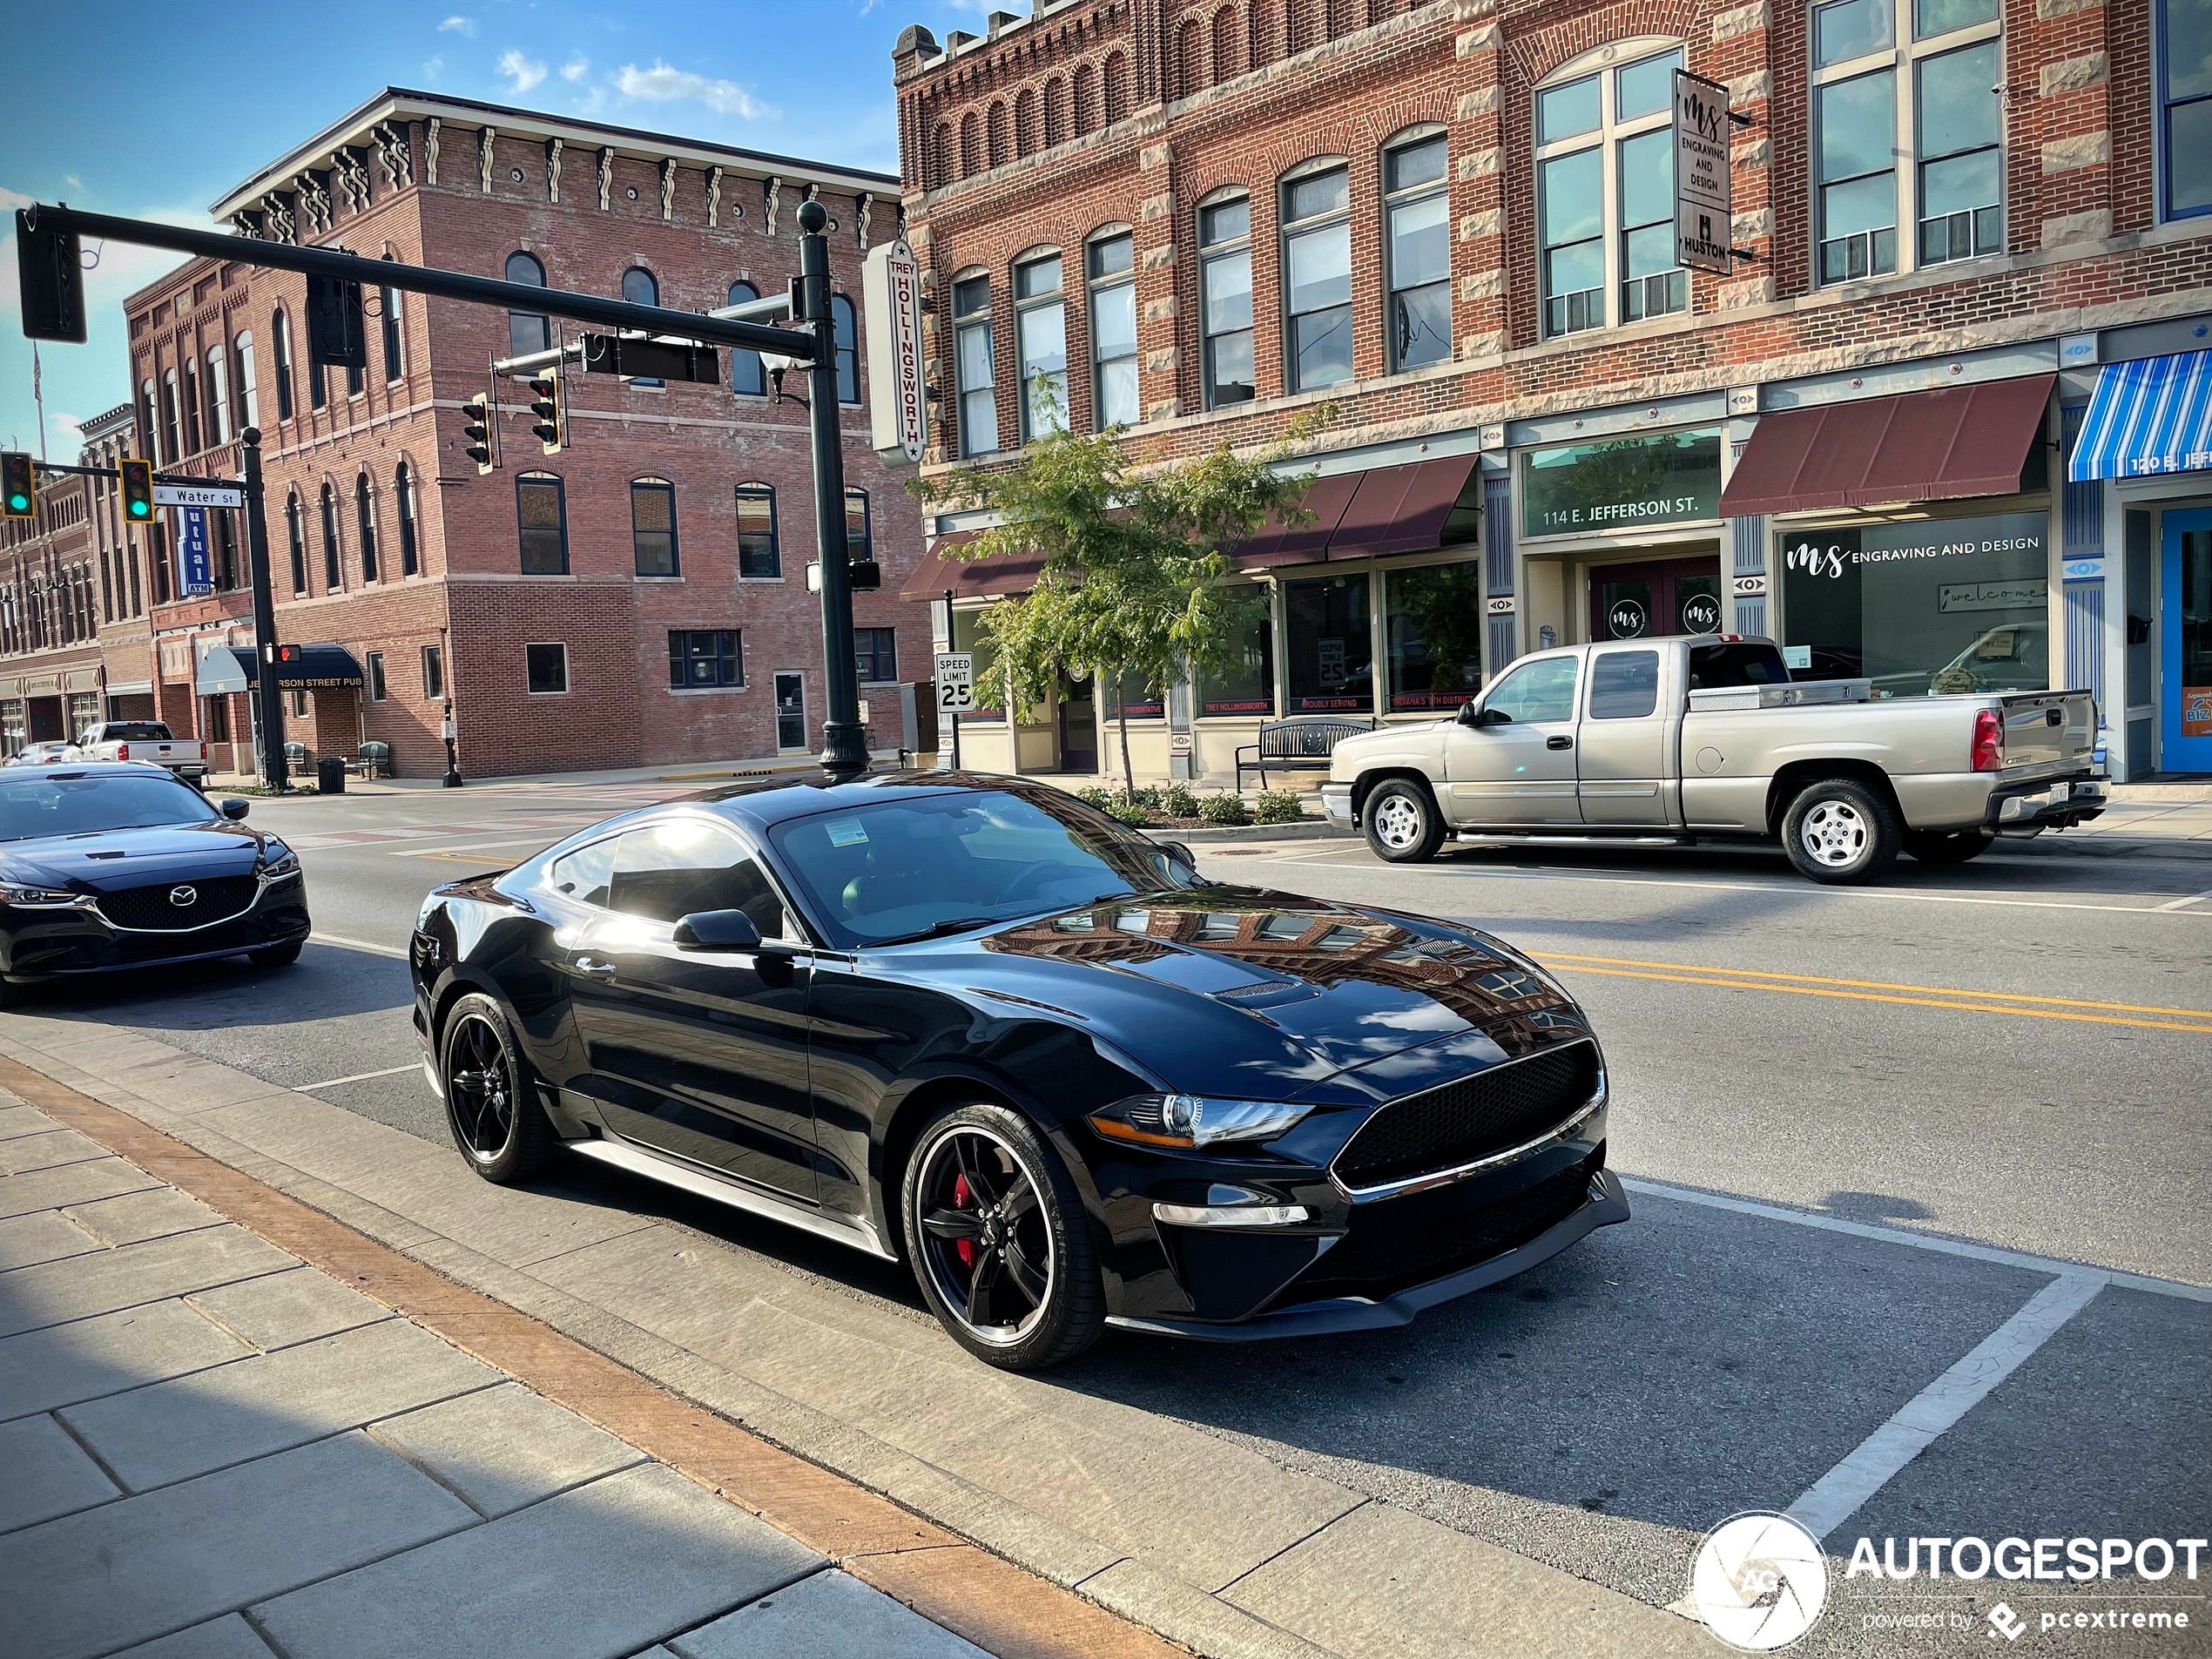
[796,201,867,782]
[239,429,287,792]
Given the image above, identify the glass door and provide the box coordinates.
[1588,556,1723,641]
[2164,509,2212,774]
[773,672,806,752]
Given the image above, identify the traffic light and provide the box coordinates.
[305,273,366,371]
[118,458,155,524]
[462,395,493,474]
[2,453,34,519]
[13,210,85,343]
[529,369,565,454]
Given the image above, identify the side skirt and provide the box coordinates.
[565,1135,898,1263]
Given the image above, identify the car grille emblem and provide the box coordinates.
[169,886,199,908]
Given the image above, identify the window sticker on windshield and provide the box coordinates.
[826,818,869,847]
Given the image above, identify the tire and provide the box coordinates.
[248,941,304,967]
[1782,777,1901,885]
[900,1102,1105,1371]
[438,992,556,1183]
[1903,828,1995,866]
[1363,779,1446,864]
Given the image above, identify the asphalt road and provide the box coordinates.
[18,776,2212,1657]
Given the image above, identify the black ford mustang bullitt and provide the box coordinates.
[411,772,1625,1369]
[0,762,308,1003]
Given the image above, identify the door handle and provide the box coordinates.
[572,955,617,979]
[1547,735,1575,751]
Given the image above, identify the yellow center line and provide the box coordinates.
[1542,952,2212,1020]
[1548,964,2212,1035]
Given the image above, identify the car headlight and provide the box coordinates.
[0,883,86,907]
[1089,1093,1314,1150]
[260,849,301,880]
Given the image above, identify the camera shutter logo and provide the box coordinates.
[1689,1512,1829,1650]
[169,886,198,909]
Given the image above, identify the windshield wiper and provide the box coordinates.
[874,915,1002,945]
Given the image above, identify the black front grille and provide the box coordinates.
[1332,1041,1600,1190]
[96,874,259,931]
[1285,1157,1598,1303]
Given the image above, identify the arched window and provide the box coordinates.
[395,462,419,577]
[621,267,663,386]
[961,111,981,176]
[505,250,550,358]
[1384,128,1452,370]
[233,331,258,432]
[516,473,568,574]
[214,512,239,590]
[1214,8,1242,82]
[1178,19,1205,97]
[735,484,779,577]
[1043,79,1068,147]
[181,359,201,453]
[380,257,404,382]
[206,346,229,446]
[631,477,678,577]
[988,101,1010,169]
[1015,89,1038,157]
[1014,252,1067,441]
[1198,192,1256,408]
[832,294,860,404]
[1104,51,1130,122]
[320,482,341,590]
[1088,228,1138,429]
[308,331,327,410]
[1073,64,1099,136]
[951,272,999,457]
[271,311,294,422]
[1535,43,1686,335]
[356,473,379,581]
[1280,158,1353,391]
[727,281,765,395]
[140,378,159,465]
[844,489,873,562]
[286,492,307,593]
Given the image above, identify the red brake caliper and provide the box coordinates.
[953,1174,975,1269]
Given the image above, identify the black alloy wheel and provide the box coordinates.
[901,1103,1104,1370]
[441,993,552,1183]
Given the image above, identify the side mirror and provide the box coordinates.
[1159,840,1197,870]
[672,908,763,952]
[1462,705,1510,727]
[220,799,250,820]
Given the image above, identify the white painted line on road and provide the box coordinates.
[1620,1176,2212,1304]
[2153,887,2212,912]
[307,932,409,960]
[1785,1272,2106,1541]
[296,1064,422,1091]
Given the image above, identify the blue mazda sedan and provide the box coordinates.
[0,762,309,1004]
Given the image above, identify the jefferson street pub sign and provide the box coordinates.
[1521,428,1723,540]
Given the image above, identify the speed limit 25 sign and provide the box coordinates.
[934,652,975,713]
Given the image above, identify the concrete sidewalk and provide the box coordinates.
[0,1093,997,1659]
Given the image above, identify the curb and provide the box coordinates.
[1142,821,1349,845]
[0,1055,1187,1659]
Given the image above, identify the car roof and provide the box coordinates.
[3,760,182,779]
[684,768,1047,831]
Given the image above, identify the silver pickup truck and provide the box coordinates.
[1318,636,2105,884]
[66,721,211,787]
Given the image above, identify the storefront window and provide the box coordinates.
[1779,510,2048,696]
[1386,563,1485,711]
[952,608,1005,720]
[1284,573,1372,712]
[1102,673,1164,719]
[1199,586,1275,716]
[1521,428,1723,540]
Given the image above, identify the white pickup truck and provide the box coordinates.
[66,721,212,788]
[1318,636,2105,884]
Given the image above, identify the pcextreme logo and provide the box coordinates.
[1689,1512,1830,1651]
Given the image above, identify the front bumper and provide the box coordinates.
[1,875,310,981]
[1319,782,1356,826]
[1111,1164,1629,1340]
[1986,776,2107,834]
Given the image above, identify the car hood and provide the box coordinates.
[0,822,273,892]
[934,885,1584,1095]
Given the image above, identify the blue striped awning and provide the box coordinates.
[2069,350,2212,481]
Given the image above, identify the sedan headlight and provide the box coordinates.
[0,883,87,907]
[260,849,301,880]
[1089,1093,1314,1150]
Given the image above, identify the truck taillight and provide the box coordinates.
[199,741,208,759]
[1971,708,2004,772]
[115,743,129,761]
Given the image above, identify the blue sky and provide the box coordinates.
[1,0,971,460]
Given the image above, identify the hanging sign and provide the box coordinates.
[179,507,214,597]
[1673,69,1734,276]
[864,237,927,464]
[154,481,243,509]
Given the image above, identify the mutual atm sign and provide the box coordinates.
[1674,70,1734,276]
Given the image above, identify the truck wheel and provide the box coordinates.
[1783,778,1900,884]
[1363,779,1446,863]
[1903,828,1994,866]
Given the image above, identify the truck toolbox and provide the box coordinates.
[1686,679,1871,712]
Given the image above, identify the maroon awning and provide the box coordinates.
[1327,455,1480,560]
[1230,472,1359,570]
[1717,374,2055,517]
[898,529,1046,601]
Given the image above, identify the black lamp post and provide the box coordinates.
[442,699,462,787]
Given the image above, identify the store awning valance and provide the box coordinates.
[196,644,365,694]
[2068,351,2212,481]
[897,531,1048,602]
[1718,374,2054,517]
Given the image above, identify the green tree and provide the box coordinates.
[914,401,1326,799]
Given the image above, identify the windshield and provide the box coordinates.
[766,788,1196,948]
[0,772,223,842]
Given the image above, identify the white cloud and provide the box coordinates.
[560,56,590,81]
[438,15,476,35]
[422,56,444,78]
[44,410,84,453]
[499,50,549,93]
[575,85,608,118]
[616,61,774,120]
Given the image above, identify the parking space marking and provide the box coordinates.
[307,933,409,960]
[1785,1273,2107,1541]
[1545,955,2212,1036]
[1619,1176,2212,1304]
[2154,887,2212,912]
[297,1064,421,1091]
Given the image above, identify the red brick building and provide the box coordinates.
[891,0,2212,782]
[122,89,927,780]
